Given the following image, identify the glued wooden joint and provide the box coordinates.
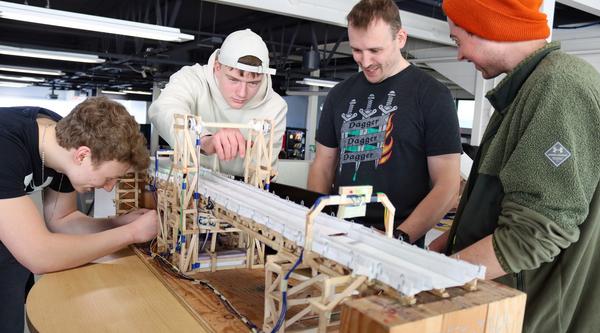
[430,288,450,298]
[462,279,478,291]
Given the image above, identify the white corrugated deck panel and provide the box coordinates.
[154,164,485,296]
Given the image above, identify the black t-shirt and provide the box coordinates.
[0,107,74,199]
[0,106,74,333]
[316,65,461,228]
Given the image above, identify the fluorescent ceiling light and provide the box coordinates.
[124,90,152,96]
[297,77,339,88]
[0,1,194,42]
[0,64,64,76]
[0,80,31,88]
[0,73,44,82]
[101,90,126,95]
[0,45,105,63]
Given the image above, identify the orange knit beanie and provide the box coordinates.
[442,0,550,41]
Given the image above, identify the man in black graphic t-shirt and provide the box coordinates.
[308,0,462,246]
[0,97,158,333]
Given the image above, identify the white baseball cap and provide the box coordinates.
[217,29,276,75]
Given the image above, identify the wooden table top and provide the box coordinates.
[26,248,207,333]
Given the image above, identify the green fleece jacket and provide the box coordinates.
[448,42,600,332]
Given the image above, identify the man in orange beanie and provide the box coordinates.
[429,1,600,332]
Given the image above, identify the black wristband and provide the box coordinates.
[393,229,411,243]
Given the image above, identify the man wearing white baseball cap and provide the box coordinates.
[149,29,287,176]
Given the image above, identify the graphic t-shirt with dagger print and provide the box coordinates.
[316,65,462,229]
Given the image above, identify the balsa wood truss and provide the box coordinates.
[154,114,273,273]
[114,172,140,215]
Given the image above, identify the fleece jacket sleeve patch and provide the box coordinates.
[494,68,600,273]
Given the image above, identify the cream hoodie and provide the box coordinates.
[149,50,287,176]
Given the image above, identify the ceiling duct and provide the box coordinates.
[302,49,320,70]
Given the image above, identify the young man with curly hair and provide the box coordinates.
[0,96,159,332]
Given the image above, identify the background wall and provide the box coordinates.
[283,95,307,129]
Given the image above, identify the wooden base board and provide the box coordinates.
[133,246,324,332]
[133,246,258,332]
[134,246,524,333]
[340,279,525,333]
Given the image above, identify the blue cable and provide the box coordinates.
[270,250,304,333]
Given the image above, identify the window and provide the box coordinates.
[456,99,475,130]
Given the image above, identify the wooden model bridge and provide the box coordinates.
[128,114,526,333]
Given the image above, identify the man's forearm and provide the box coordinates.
[307,166,334,194]
[454,234,507,279]
[47,211,119,234]
[27,226,135,274]
[398,183,457,241]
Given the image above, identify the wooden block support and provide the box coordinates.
[339,279,526,333]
